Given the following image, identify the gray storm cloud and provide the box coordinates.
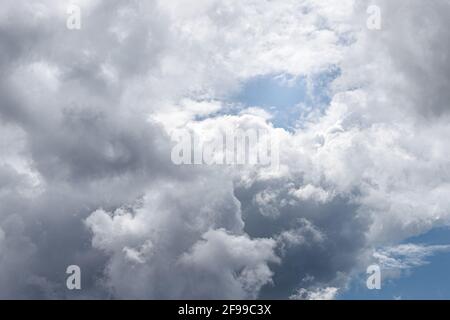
[0,0,449,299]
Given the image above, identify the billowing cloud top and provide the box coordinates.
[0,0,449,299]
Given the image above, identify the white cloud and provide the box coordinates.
[289,184,334,204]
[374,244,450,270]
[290,287,339,300]
[179,229,279,299]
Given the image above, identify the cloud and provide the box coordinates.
[178,229,279,299]
[84,175,254,299]
[84,179,278,299]
[290,287,339,300]
[374,244,450,270]
[0,0,449,299]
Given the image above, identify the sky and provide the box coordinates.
[341,227,450,300]
[0,0,450,300]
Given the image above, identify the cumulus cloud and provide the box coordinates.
[0,0,449,299]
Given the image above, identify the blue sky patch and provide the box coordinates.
[229,68,340,129]
[341,227,450,300]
